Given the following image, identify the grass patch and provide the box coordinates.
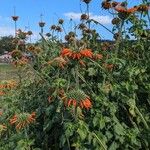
[0,63,18,80]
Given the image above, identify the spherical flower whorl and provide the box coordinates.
[12,16,19,21]
[39,22,45,27]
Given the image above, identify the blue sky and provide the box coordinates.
[0,0,143,41]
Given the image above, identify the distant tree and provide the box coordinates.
[0,36,16,54]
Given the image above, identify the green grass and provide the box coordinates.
[0,63,18,81]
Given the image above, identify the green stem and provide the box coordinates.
[135,106,149,130]
[88,19,114,35]
[92,132,107,150]
[65,135,71,150]
[82,122,107,150]
[75,65,80,89]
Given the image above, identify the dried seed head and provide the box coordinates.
[113,33,119,40]
[50,25,56,30]
[112,1,119,7]
[39,22,45,27]
[82,0,92,4]
[58,19,64,24]
[78,23,87,30]
[12,16,19,21]
[68,31,76,37]
[46,33,51,37]
[65,35,70,41]
[120,2,127,7]
[80,14,89,20]
[56,26,62,32]
[111,17,120,25]
[101,1,111,9]
[27,31,33,35]
[84,28,92,34]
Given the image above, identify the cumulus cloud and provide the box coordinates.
[0,15,14,36]
[64,12,112,24]
[0,26,14,37]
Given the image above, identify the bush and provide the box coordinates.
[0,0,150,149]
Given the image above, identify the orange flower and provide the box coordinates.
[0,111,2,116]
[71,52,82,60]
[10,112,36,130]
[115,6,127,13]
[0,85,5,89]
[103,63,114,70]
[67,99,77,107]
[79,60,86,67]
[80,49,93,58]
[0,91,5,96]
[126,7,138,13]
[137,5,150,12]
[115,5,137,14]
[0,124,7,132]
[61,48,72,57]
[94,54,103,60]
[66,95,92,110]
[12,57,29,67]
[80,98,92,110]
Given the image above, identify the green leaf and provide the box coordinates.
[114,123,125,135]
[109,142,119,150]
[87,68,96,76]
[77,128,87,140]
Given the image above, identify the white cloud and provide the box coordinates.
[64,12,82,20]
[0,15,11,23]
[0,26,14,36]
[64,12,112,24]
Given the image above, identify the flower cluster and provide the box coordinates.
[10,112,36,130]
[47,56,67,69]
[12,57,29,67]
[61,48,103,60]
[0,80,17,96]
[0,124,7,133]
[16,29,31,40]
[0,80,17,89]
[66,89,92,110]
[101,1,150,14]
[27,45,42,54]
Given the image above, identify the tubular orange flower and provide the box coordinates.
[0,91,5,96]
[61,48,72,57]
[94,54,103,60]
[79,60,86,67]
[80,98,92,110]
[12,57,29,67]
[137,5,150,12]
[114,6,127,13]
[67,98,92,110]
[80,49,93,58]
[0,85,5,89]
[10,112,36,130]
[115,4,138,14]
[66,90,92,110]
[0,124,7,132]
[0,111,2,116]
[71,52,82,60]
[67,99,77,107]
[103,63,114,70]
